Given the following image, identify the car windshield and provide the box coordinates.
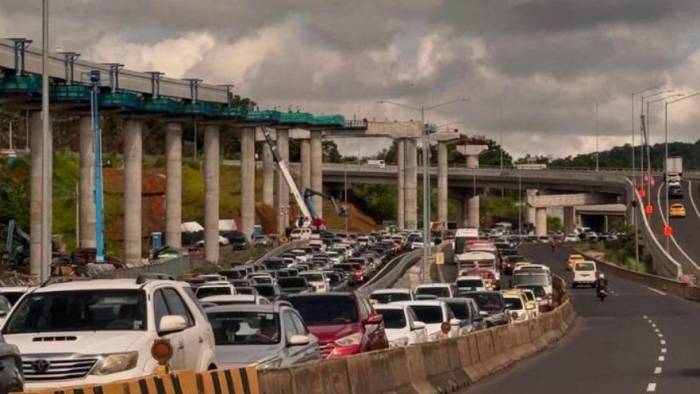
[301,274,324,282]
[416,287,450,298]
[278,278,307,288]
[575,262,596,271]
[252,277,273,284]
[254,286,276,297]
[288,295,358,325]
[4,290,147,333]
[264,260,286,271]
[197,286,232,299]
[376,309,407,329]
[207,311,280,345]
[463,293,504,312]
[513,274,550,287]
[516,285,546,298]
[456,279,483,288]
[446,302,470,320]
[409,305,444,324]
[504,297,524,310]
[0,296,10,315]
[370,292,411,304]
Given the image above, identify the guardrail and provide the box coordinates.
[253,240,309,265]
[92,256,192,279]
[356,250,421,296]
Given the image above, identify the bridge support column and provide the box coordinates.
[468,194,480,228]
[437,142,448,224]
[466,154,479,169]
[526,189,538,224]
[78,116,96,249]
[563,206,576,235]
[404,139,418,229]
[204,125,220,262]
[276,129,290,234]
[29,111,51,277]
[241,127,256,240]
[535,207,547,237]
[165,122,182,249]
[456,197,466,227]
[396,139,405,229]
[300,138,311,192]
[123,119,143,265]
[262,139,274,207]
[310,131,323,212]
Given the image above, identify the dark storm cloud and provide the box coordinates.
[2,0,700,156]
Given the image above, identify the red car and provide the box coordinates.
[287,293,389,358]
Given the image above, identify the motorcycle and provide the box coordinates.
[597,288,607,301]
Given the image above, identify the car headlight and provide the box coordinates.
[90,352,138,375]
[335,332,363,347]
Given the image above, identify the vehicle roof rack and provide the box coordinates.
[136,273,176,285]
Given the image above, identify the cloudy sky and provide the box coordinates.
[2,0,700,158]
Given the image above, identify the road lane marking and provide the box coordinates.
[654,367,662,375]
[688,181,700,220]
[647,286,666,296]
[658,355,665,362]
[660,340,666,345]
[643,315,649,320]
[658,333,664,338]
[661,348,667,354]
[647,383,657,392]
[654,328,660,333]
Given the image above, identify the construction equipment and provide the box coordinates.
[1,220,30,267]
[260,126,348,231]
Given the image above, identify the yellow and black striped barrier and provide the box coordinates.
[21,367,259,394]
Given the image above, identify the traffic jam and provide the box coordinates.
[0,229,555,393]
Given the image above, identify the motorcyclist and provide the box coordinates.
[595,273,608,294]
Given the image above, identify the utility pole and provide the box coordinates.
[40,0,51,281]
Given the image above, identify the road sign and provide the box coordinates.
[639,188,647,198]
[645,204,654,215]
[663,225,673,237]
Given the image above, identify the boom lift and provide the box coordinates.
[260,126,348,231]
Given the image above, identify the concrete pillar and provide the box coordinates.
[204,125,220,262]
[396,139,405,229]
[310,131,323,212]
[78,116,96,249]
[526,189,538,224]
[123,119,143,265]
[563,206,576,235]
[437,142,448,224]
[240,127,256,239]
[404,139,418,229]
[466,154,479,169]
[456,196,466,227]
[468,194,480,228]
[29,112,43,276]
[300,139,311,192]
[535,207,547,237]
[165,122,182,249]
[276,129,290,234]
[604,215,609,233]
[262,142,274,206]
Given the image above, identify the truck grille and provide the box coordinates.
[23,356,98,381]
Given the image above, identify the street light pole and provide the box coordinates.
[378,97,467,282]
[40,0,51,282]
[646,93,683,208]
[595,102,599,171]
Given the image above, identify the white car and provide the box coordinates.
[195,282,237,299]
[374,304,427,347]
[289,228,312,241]
[199,294,270,306]
[369,288,414,304]
[290,249,310,264]
[394,300,461,341]
[2,278,216,391]
[248,273,275,285]
[298,271,330,293]
[455,276,486,293]
[414,283,456,300]
[502,293,530,323]
[0,287,31,306]
[572,261,598,288]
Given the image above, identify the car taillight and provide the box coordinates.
[335,332,363,347]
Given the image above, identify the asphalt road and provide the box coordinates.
[647,178,700,274]
[460,243,700,394]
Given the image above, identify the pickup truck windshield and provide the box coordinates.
[4,290,147,333]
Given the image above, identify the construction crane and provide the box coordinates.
[259,126,348,231]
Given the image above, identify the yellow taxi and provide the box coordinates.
[669,203,686,218]
[566,254,585,271]
[503,289,539,319]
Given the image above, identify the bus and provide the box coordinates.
[455,250,500,288]
[454,228,479,254]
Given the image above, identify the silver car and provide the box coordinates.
[206,302,321,369]
[0,334,23,394]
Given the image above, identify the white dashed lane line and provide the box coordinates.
[647,382,657,392]
[644,316,667,393]
[647,287,667,296]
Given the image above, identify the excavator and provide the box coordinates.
[260,126,348,232]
